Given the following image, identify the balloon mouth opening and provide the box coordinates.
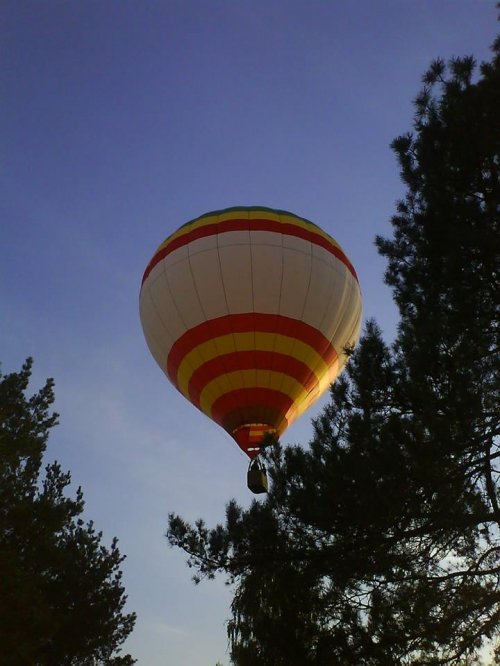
[232,424,277,459]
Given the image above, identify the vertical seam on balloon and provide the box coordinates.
[316,264,355,391]
[159,260,201,398]
[274,212,287,414]
[302,257,345,408]
[142,287,172,371]
[242,212,254,425]
[318,259,348,339]
[162,256,213,405]
[250,236,272,410]
[161,257,188,333]
[215,212,240,421]
[324,267,348,380]
[342,298,363,368]
[331,270,353,359]
[337,278,362,366]
[248,218,258,420]
[149,263,178,364]
[275,245,311,402]
[297,237,316,409]
[186,244,208,325]
[299,242,314,322]
[148,262,196,397]
[184,244,218,409]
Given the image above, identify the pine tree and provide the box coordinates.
[0,359,136,665]
[167,27,500,666]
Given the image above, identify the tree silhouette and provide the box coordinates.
[0,359,136,665]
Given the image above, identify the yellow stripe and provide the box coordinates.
[153,208,342,256]
[298,360,340,417]
[153,212,222,254]
[248,209,281,222]
[275,212,342,250]
[176,331,329,399]
[218,209,249,222]
[199,370,306,418]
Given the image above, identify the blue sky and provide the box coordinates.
[2,2,498,664]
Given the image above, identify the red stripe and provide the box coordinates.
[142,217,357,284]
[233,424,278,459]
[211,388,293,431]
[167,313,337,387]
[188,351,319,407]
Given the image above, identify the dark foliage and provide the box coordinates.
[168,28,500,666]
[0,359,136,665]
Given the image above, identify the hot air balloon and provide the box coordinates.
[139,206,362,492]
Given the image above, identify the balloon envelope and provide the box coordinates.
[140,207,362,457]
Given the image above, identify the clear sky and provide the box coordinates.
[2,2,498,664]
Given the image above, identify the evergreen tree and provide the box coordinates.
[0,359,136,665]
[168,27,500,666]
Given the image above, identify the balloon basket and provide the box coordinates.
[247,458,268,494]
